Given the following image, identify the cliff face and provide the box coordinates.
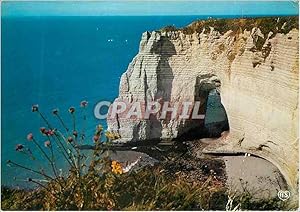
[107,17,299,191]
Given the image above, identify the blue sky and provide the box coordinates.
[1,1,299,17]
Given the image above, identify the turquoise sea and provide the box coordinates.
[0,15,291,187]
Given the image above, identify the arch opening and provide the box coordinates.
[204,89,229,137]
[176,75,229,140]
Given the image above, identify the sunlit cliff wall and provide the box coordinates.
[107,17,299,192]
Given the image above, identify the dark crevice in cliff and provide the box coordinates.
[194,77,229,138]
[176,87,229,141]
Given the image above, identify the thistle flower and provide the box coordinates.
[93,135,100,142]
[15,144,24,151]
[80,100,88,108]
[67,136,73,143]
[31,104,39,112]
[44,140,51,148]
[46,129,55,136]
[68,107,75,114]
[27,133,33,141]
[40,127,47,135]
[52,108,59,115]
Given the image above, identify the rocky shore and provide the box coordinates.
[95,136,284,207]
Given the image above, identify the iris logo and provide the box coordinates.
[277,190,290,201]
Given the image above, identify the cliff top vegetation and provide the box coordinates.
[161,16,298,36]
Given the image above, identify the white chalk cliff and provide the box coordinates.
[107,17,299,194]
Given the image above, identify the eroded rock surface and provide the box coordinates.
[107,17,299,195]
